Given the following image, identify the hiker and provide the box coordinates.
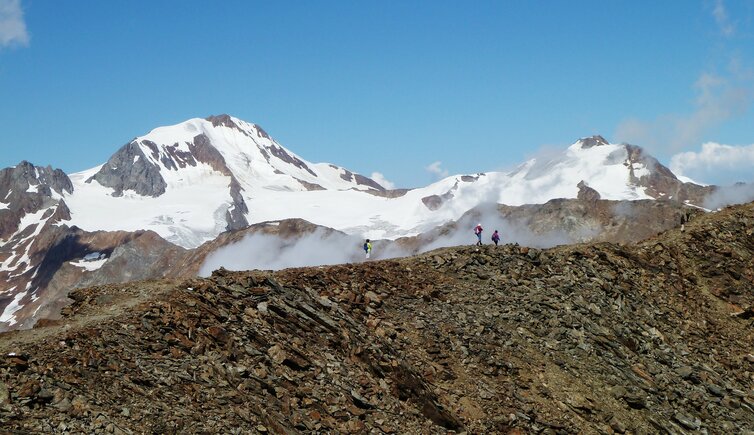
[363,239,372,259]
[491,230,500,246]
[474,223,483,246]
[680,211,690,232]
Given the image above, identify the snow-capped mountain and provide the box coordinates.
[65,114,386,248]
[62,120,712,249]
[0,115,718,331]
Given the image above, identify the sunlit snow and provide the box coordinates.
[0,286,26,325]
[69,257,108,271]
[60,119,657,248]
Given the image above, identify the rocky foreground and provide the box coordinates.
[0,203,753,434]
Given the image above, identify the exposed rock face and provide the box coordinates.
[1,225,185,331]
[422,183,458,211]
[421,193,449,211]
[578,135,610,148]
[268,144,317,177]
[338,169,386,191]
[226,177,249,231]
[187,134,232,176]
[205,114,241,130]
[1,202,752,433]
[295,178,326,191]
[0,162,78,331]
[623,144,714,204]
[0,161,72,240]
[87,141,167,197]
[577,180,601,202]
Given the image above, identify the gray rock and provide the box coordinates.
[0,381,8,405]
[676,366,694,379]
[609,416,627,434]
[87,141,167,197]
[674,412,701,430]
[707,384,725,397]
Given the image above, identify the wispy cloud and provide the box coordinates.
[0,0,29,48]
[670,141,754,184]
[614,68,753,153]
[425,161,449,179]
[370,171,395,190]
[712,0,735,37]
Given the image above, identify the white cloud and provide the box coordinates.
[370,172,395,190]
[425,161,449,179]
[703,183,754,210]
[0,0,29,48]
[670,142,754,184]
[713,0,735,37]
[614,70,752,152]
[199,228,367,274]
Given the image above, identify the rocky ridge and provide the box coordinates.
[0,202,752,433]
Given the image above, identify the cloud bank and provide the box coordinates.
[417,202,597,253]
[0,0,29,48]
[670,142,754,185]
[198,203,596,276]
[199,228,366,275]
[704,183,754,210]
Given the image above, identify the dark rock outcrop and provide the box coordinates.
[0,225,185,331]
[205,114,241,130]
[87,141,167,197]
[422,193,450,211]
[268,144,317,177]
[623,144,714,204]
[0,161,73,240]
[226,177,249,231]
[578,135,610,148]
[577,180,601,202]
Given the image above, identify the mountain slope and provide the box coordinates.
[1,201,751,433]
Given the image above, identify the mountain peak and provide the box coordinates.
[577,135,609,148]
[205,114,240,130]
[204,114,271,140]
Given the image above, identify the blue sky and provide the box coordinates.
[1,0,753,187]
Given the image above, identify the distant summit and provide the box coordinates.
[576,135,610,148]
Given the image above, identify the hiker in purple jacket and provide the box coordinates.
[491,230,500,246]
[474,223,483,246]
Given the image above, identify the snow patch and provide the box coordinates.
[0,286,27,325]
[69,257,108,271]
